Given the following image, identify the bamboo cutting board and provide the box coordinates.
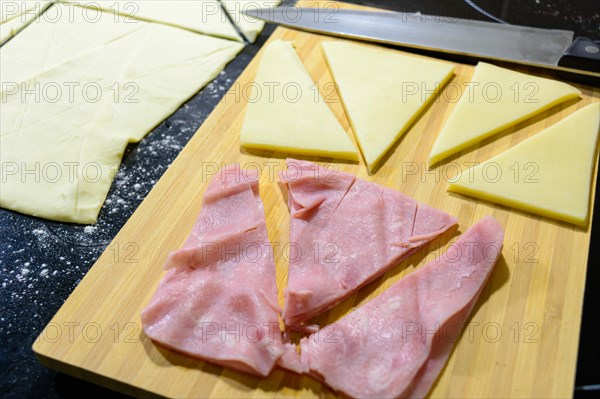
[33,1,600,398]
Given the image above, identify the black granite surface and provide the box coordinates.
[0,1,598,398]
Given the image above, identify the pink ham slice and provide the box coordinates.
[280,159,458,329]
[141,164,284,377]
[280,216,504,398]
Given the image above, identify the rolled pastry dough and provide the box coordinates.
[65,1,240,40]
[0,6,242,223]
[0,0,52,44]
[222,1,281,42]
[448,103,600,226]
[65,1,281,42]
[2,3,146,88]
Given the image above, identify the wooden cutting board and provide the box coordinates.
[33,1,600,397]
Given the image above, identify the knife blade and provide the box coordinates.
[243,7,600,80]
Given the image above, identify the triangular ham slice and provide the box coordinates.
[281,216,504,398]
[141,164,284,377]
[280,159,458,329]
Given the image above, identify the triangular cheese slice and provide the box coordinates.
[280,159,457,329]
[449,103,600,226]
[428,62,581,167]
[141,165,284,377]
[322,41,455,172]
[240,40,358,161]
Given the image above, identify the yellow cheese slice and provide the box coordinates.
[428,62,581,167]
[322,41,454,172]
[448,103,600,226]
[239,40,358,161]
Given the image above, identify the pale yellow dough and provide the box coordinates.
[428,62,581,167]
[322,41,455,172]
[1,3,147,87]
[0,1,51,23]
[0,6,243,223]
[0,13,32,44]
[222,1,281,43]
[64,0,279,42]
[0,1,52,44]
[239,40,358,161]
[448,103,600,226]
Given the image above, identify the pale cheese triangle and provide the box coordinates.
[449,103,600,226]
[322,41,454,172]
[240,40,358,160]
[428,62,581,167]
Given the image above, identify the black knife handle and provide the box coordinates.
[558,37,600,73]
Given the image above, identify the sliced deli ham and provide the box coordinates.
[280,159,458,329]
[281,216,504,398]
[141,164,284,377]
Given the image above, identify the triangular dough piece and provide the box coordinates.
[240,40,358,160]
[1,3,145,85]
[428,62,581,167]
[280,159,457,329]
[280,217,504,399]
[0,13,242,223]
[322,41,455,172]
[0,13,31,44]
[141,165,284,377]
[67,0,244,41]
[0,0,51,44]
[222,0,281,43]
[0,0,49,22]
[449,103,600,226]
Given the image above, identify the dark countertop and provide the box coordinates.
[0,1,598,398]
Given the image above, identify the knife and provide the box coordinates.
[243,6,600,81]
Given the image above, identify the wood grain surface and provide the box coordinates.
[33,1,600,398]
